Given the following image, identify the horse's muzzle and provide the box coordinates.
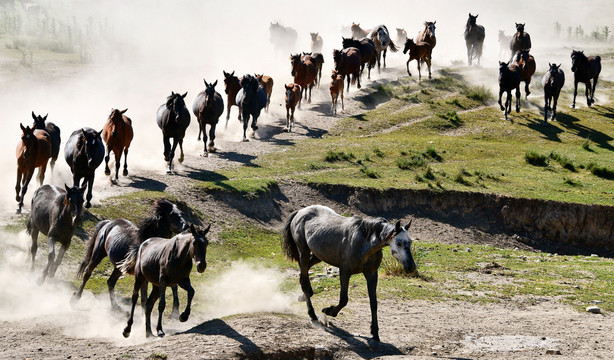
[196,261,207,273]
[404,261,417,274]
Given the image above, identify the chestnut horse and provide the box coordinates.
[333,48,361,92]
[417,21,436,54]
[223,70,241,127]
[513,50,536,98]
[301,52,324,87]
[284,83,301,132]
[15,124,51,213]
[571,50,601,108]
[329,70,344,115]
[351,23,371,39]
[255,74,274,112]
[342,37,376,80]
[31,112,60,173]
[290,53,317,104]
[403,38,432,79]
[102,108,133,183]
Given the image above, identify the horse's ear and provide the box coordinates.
[557,63,561,69]
[20,123,26,131]
[223,71,228,77]
[212,80,217,87]
[475,14,478,18]
[395,220,401,233]
[404,219,413,231]
[189,223,196,234]
[43,113,48,120]
[433,21,436,24]
[97,129,103,138]
[31,111,36,120]
[203,224,210,235]
[171,91,175,96]
[120,108,127,114]
[182,92,188,98]
[204,79,208,86]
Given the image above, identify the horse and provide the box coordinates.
[102,108,133,183]
[571,50,601,109]
[223,70,242,126]
[342,37,376,80]
[464,14,485,66]
[156,92,190,174]
[542,63,565,123]
[370,25,398,71]
[509,23,531,61]
[15,124,51,214]
[333,47,361,92]
[350,22,370,39]
[301,53,324,88]
[403,38,432,79]
[284,83,301,132]
[64,127,105,208]
[270,22,297,51]
[498,61,521,121]
[31,112,60,173]
[330,70,344,115]
[282,205,416,342]
[290,53,317,104]
[27,184,85,284]
[192,80,224,156]
[72,199,189,315]
[236,74,267,142]
[513,50,536,98]
[310,32,323,53]
[498,30,511,59]
[121,224,210,338]
[417,21,436,52]
[396,28,407,45]
[255,74,274,111]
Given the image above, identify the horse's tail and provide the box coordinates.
[77,220,108,278]
[118,245,139,275]
[389,39,398,52]
[281,210,300,262]
[351,72,358,85]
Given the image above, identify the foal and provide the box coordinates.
[284,83,301,132]
[403,38,432,79]
[329,70,344,115]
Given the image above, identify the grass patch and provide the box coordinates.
[325,150,355,162]
[424,146,443,161]
[463,85,493,104]
[195,178,277,198]
[587,162,614,180]
[397,154,426,170]
[525,150,549,167]
[360,166,379,178]
[550,151,576,171]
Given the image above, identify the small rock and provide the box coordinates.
[546,349,562,355]
[466,248,471,252]
[591,254,598,257]
[586,306,601,314]
[590,300,604,304]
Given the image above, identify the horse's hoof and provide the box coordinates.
[16,208,21,215]
[110,178,118,185]
[123,169,128,177]
[207,146,216,153]
[298,294,306,302]
[178,157,184,164]
[322,306,337,317]
[122,329,131,338]
[164,156,169,162]
[179,312,190,322]
[252,125,259,131]
[200,152,208,158]
[570,104,576,109]
[85,202,91,209]
[242,138,249,142]
[157,330,165,338]
[145,331,155,338]
[166,170,173,175]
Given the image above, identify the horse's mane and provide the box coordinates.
[358,217,394,242]
[137,200,174,241]
[572,50,588,62]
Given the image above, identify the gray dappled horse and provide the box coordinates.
[156,92,190,174]
[282,205,416,342]
[192,79,224,156]
[64,128,105,208]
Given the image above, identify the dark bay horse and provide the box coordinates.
[310,32,323,53]
[464,14,485,66]
[330,70,344,115]
[283,205,416,342]
[498,61,521,121]
[64,127,105,208]
[350,23,370,39]
[156,92,190,173]
[370,25,398,70]
[342,37,376,80]
[290,53,317,105]
[102,108,133,183]
[255,74,274,111]
[333,47,361,92]
[72,199,188,315]
[513,50,536,98]
[193,80,224,156]
[301,53,324,88]
[270,22,297,51]
[509,23,531,61]
[28,184,85,284]
[121,224,210,338]
[223,70,242,126]
[15,124,51,214]
[571,50,601,108]
[31,112,60,173]
[284,83,301,132]
[542,63,565,123]
[403,38,432,79]
[236,74,267,142]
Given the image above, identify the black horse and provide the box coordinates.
[64,127,105,208]
[236,75,267,142]
[28,184,85,284]
[72,199,189,315]
[192,80,224,156]
[542,63,565,123]
[509,23,531,62]
[498,61,521,121]
[156,92,190,173]
[31,112,61,173]
[464,13,485,66]
[342,37,376,80]
[571,50,601,109]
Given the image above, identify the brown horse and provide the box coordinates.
[351,22,371,39]
[223,70,242,127]
[301,52,324,87]
[290,53,317,104]
[329,70,344,115]
[102,108,133,183]
[310,32,323,53]
[513,50,536,98]
[284,83,301,132]
[15,124,51,213]
[333,48,361,92]
[571,50,601,108]
[255,74,274,112]
[509,23,531,61]
[417,21,436,51]
[403,38,432,79]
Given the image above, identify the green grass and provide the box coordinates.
[195,178,277,198]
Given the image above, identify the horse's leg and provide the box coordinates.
[201,123,208,157]
[104,146,111,176]
[29,227,38,270]
[585,82,591,107]
[18,170,34,213]
[155,283,166,337]
[49,241,69,279]
[515,87,521,113]
[242,113,249,142]
[406,58,411,77]
[178,138,185,164]
[226,101,231,121]
[571,80,578,108]
[417,59,422,80]
[145,284,160,338]
[208,124,216,153]
[298,256,317,321]
[346,75,350,93]
[170,285,180,319]
[163,135,171,162]
[167,138,177,173]
[197,120,202,141]
[85,176,94,208]
[364,269,380,342]
[544,94,550,123]
[383,48,387,68]
[322,269,350,317]
[39,237,56,284]
[15,170,22,212]
[71,247,107,305]
[498,88,505,111]
[552,92,560,121]
[113,148,122,181]
[341,89,345,111]
[357,71,361,89]
[106,268,123,312]
[591,77,598,105]
[427,57,432,79]
[525,79,531,98]
[177,277,194,322]
[308,83,312,103]
[122,275,146,338]
[286,106,291,131]
[290,105,295,132]
[122,147,129,177]
[37,162,47,186]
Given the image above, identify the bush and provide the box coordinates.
[397,154,426,170]
[525,151,549,167]
[424,146,443,161]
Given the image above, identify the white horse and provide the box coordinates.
[370,25,398,71]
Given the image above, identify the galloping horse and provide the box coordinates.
[417,21,436,55]
[464,14,485,66]
[31,112,60,173]
[513,50,536,98]
[102,108,133,183]
[72,199,188,314]
[64,127,105,208]
[571,50,601,108]
[396,28,407,45]
[333,47,361,92]
[223,70,241,126]
[283,205,416,342]
[236,74,267,141]
[310,32,323,53]
[509,23,531,61]
[370,25,398,70]
[270,22,297,51]
[15,124,51,213]
[342,37,376,80]
[301,53,324,87]
[542,63,565,123]
[498,61,521,121]
[193,80,224,156]
[290,53,317,105]
[498,30,512,59]
[284,83,301,132]
[329,70,344,115]
[255,74,274,111]
[350,22,371,39]
[156,92,190,174]
[403,38,432,79]
[121,224,210,338]
[28,184,85,284]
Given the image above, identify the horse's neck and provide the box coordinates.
[139,217,170,241]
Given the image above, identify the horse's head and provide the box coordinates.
[290,53,301,77]
[332,49,343,69]
[108,108,127,137]
[63,183,86,227]
[166,92,187,120]
[203,79,218,105]
[468,13,478,26]
[402,38,415,54]
[156,199,189,233]
[515,22,525,34]
[31,111,48,130]
[571,50,584,72]
[341,36,353,49]
[499,61,509,72]
[388,220,416,274]
[189,223,210,273]
[425,21,436,36]
[240,74,259,103]
[19,123,36,159]
[310,32,318,41]
[223,70,237,95]
[78,128,103,168]
[284,83,296,103]
[547,63,561,83]
[396,28,406,36]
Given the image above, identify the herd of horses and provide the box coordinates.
[15,15,606,343]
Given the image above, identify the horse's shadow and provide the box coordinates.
[558,110,614,151]
[181,319,266,358]
[322,323,405,359]
[126,175,167,192]
[517,107,564,142]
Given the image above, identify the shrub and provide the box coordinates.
[525,151,549,167]
[424,146,443,161]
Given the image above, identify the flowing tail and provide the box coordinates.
[118,245,139,275]
[389,40,398,52]
[281,210,300,262]
[77,220,109,278]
